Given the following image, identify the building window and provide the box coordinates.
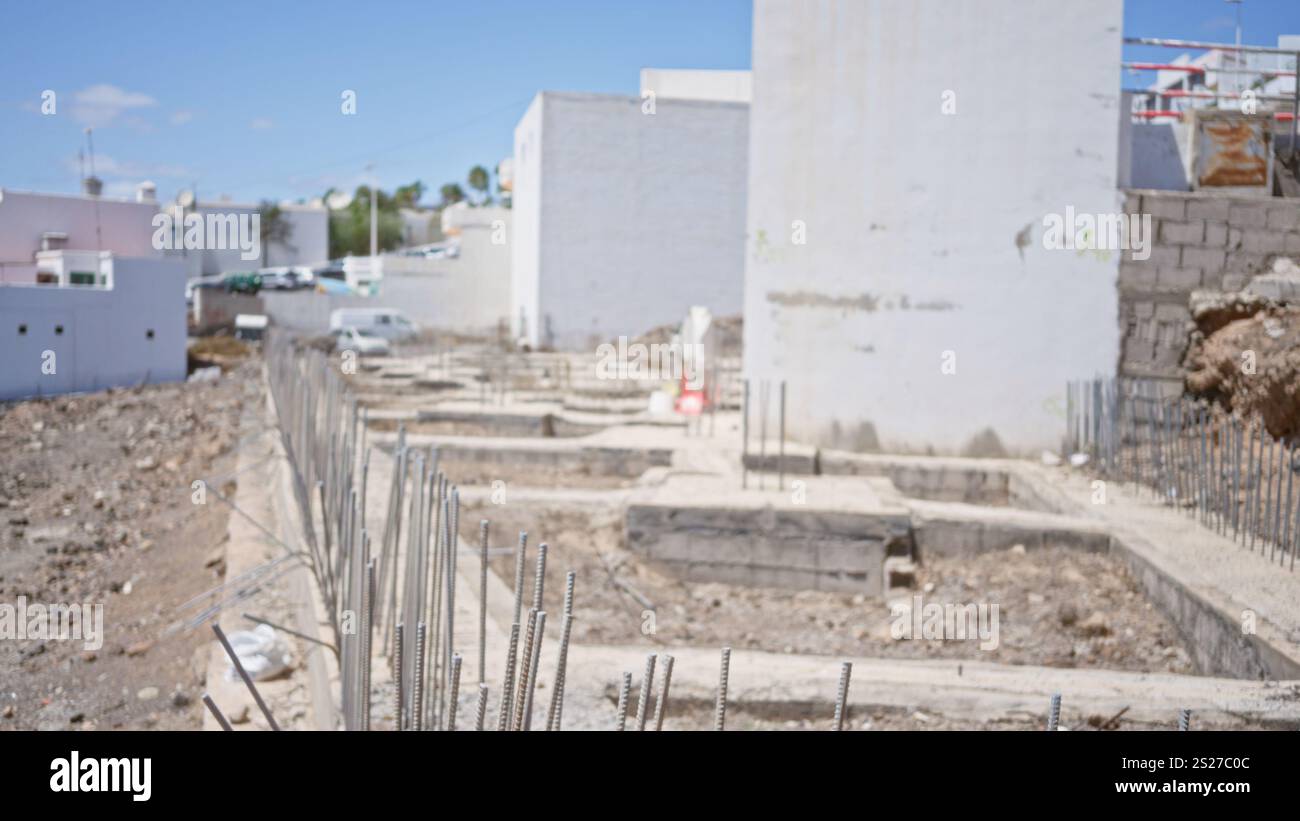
[146,329,155,339]
[54,325,64,335]
[18,324,27,335]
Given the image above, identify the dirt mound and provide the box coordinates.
[1185,306,1300,438]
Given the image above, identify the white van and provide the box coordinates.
[328,308,419,341]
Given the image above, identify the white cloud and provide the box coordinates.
[250,117,274,130]
[170,110,194,126]
[70,84,158,127]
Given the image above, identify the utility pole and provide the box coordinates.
[1226,0,1244,98]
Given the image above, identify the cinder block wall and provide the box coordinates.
[1118,190,1300,381]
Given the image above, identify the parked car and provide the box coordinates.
[334,326,391,356]
[258,267,298,290]
[328,308,419,341]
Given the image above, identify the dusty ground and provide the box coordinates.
[1187,305,1300,439]
[465,506,1194,675]
[0,362,259,730]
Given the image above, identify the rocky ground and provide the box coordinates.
[466,506,1193,675]
[0,361,259,730]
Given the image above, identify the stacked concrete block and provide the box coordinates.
[1117,190,1300,379]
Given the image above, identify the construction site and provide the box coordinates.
[3,1,1300,739]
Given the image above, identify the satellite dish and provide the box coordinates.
[177,189,195,208]
[326,190,354,210]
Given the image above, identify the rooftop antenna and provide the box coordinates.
[86,128,103,258]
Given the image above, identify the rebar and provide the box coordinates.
[447,654,463,731]
[652,654,674,731]
[393,622,404,730]
[497,622,521,732]
[412,622,427,731]
[1047,693,1061,732]
[211,623,281,732]
[634,653,656,731]
[520,611,546,731]
[714,647,731,731]
[512,609,539,731]
[532,542,548,612]
[615,672,632,731]
[1178,708,1191,731]
[546,613,575,732]
[474,683,489,732]
[202,693,234,731]
[833,661,853,731]
[479,519,489,684]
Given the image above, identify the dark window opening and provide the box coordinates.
[18,324,27,335]
[54,325,64,335]
[146,329,155,339]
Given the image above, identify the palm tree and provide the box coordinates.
[257,201,294,267]
[439,182,466,208]
[468,165,491,205]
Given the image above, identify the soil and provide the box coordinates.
[1186,306,1300,439]
[0,362,259,730]
[464,506,1194,675]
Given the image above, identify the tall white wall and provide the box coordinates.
[0,257,187,400]
[744,0,1124,456]
[512,91,748,350]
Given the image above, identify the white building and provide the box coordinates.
[0,188,161,284]
[164,198,329,277]
[0,254,187,400]
[743,0,1124,456]
[510,74,749,350]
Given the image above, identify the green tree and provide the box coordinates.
[394,181,425,208]
[257,201,295,267]
[439,182,466,208]
[326,185,402,258]
[468,165,491,205]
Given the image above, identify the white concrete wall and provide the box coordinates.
[512,91,748,350]
[640,69,752,103]
[744,0,1124,456]
[0,189,161,278]
[0,256,187,400]
[169,202,329,277]
[511,95,544,343]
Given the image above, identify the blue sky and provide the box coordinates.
[1,0,1297,206]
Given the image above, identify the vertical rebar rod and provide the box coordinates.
[512,609,539,731]
[1280,446,1294,564]
[1178,708,1191,731]
[532,542,548,612]
[512,532,527,626]
[563,570,576,618]
[634,653,657,731]
[714,647,731,731]
[212,623,281,732]
[412,622,427,731]
[474,683,489,731]
[652,654,674,732]
[615,672,632,731]
[758,380,769,491]
[478,519,489,684]
[833,661,853,731]
[496,622,520,732]
[446,654,463,731]
[393,622,404,731]
[521,612,547,731]
[1047,693,1061,732]
[546,613,574,732]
